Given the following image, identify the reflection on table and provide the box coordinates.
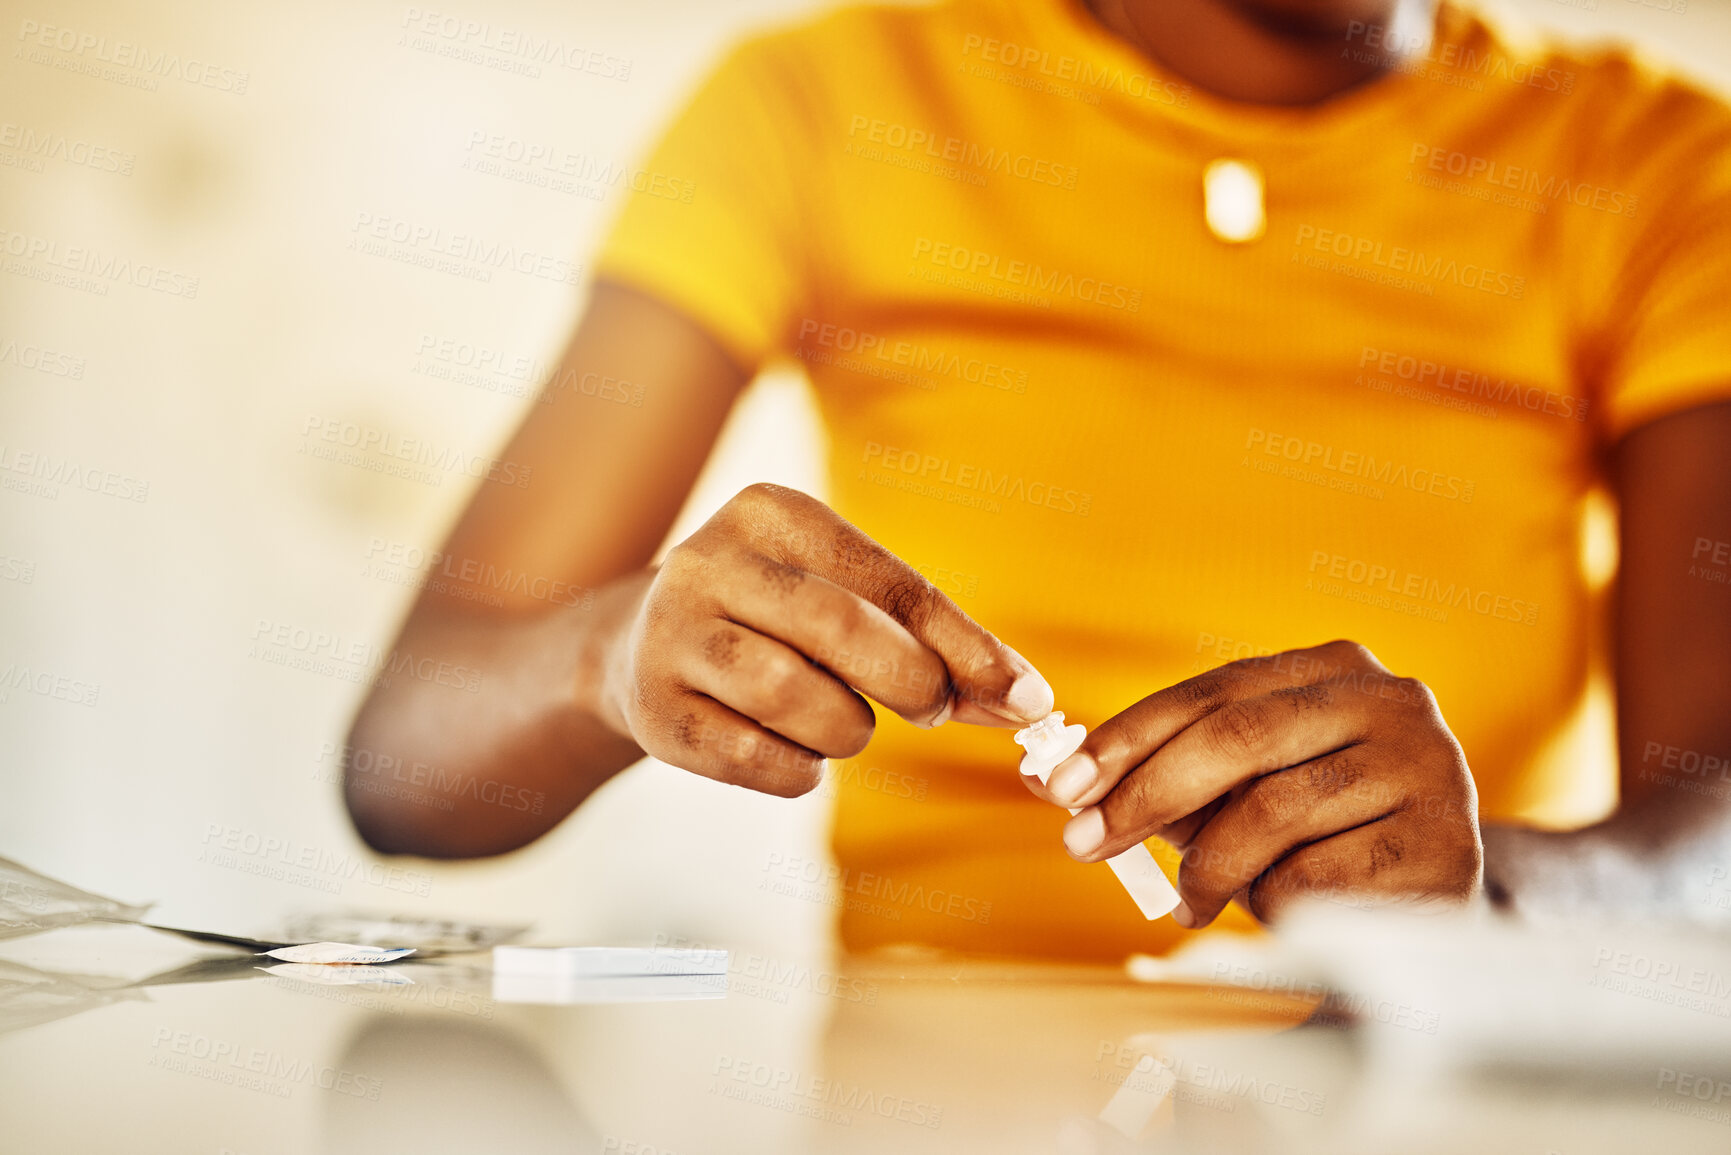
[2,914,1729,1154]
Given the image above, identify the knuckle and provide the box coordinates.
[831,595,878,642]
[943,639,1004,700]
[1397,676,1437,712]
[1220,654,1266,679]
[871,573,937,632]
[701,627,741,670]
[1322,638,1376,667]
[826,526,876,573]
[636,704,723,775]
[1168,668,1235,716]
[757,556,806,595]
[753,651,806,709]
[1212,700,1270,755]
[626,679,670,735]
[658,541,706,583]
[1274,682,1332,713]
[1238,775,1298,831]
[1104,766,1167,831]
[1276,848,1343,899]
[1301,750,1369,801]
[1366,830,1408,876]
[669,709,705,752]
[735,481,792,511]
[661,540,693,569]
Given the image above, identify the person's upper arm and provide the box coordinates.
[592,36,825,371]
[427,37,827,613]
[427,281,749,617]
[1593,82,1731,815]
[1614,401,1731,818]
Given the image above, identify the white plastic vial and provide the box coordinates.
[1015,712,1182,920]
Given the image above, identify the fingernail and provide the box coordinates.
[1171,901,1194,928]
[1002,668,1055,722]
[1046,752,1097,806]
[918,698,953,729]
[1062,807,1105,857]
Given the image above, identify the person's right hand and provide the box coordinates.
[593,483,1053,795]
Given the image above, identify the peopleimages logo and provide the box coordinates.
[0,443,149,502]
[462,132,693,203]
[0,227,200,298]
[0,122,135,174]
[348,212,580,285]
[1341,20,1575,94]
[1293,225,1525,299]
[1307,549,1540,626]
[910,237,1141,312]
[1357,345,1588,421]
[300,416,533,489]
[796,319,1027,394]
[0,662,100,707]
[761,852,993,925]
[862,441,1092,517]
[710,1055,943,1129]
[15,19,251,94]
[399,7,632,81]
[1245,427,1476,503]
[959,33,1190,108]
[845,116,1078,189]
[1408,143,1637,218]
[0,336,85,378]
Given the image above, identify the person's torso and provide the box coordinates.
[763,0,1650,957]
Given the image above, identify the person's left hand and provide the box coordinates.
[1026,640,1483,927]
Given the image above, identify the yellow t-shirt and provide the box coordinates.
[596,0,1731,960]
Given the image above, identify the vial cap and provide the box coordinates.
[1013,711,1070,758]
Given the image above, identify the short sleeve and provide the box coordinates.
[1593,84,1731,440]
[592,39,820,371]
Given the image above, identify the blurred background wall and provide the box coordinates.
[2,0,1729,951]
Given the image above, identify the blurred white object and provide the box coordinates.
[491,945,729,1003]
[492,944,727,977]
[1263,902,1731,1084]
[491,971,727,1004]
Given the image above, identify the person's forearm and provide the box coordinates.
[343,571,651,858]
[1486,402,1731,922]
[1482,791,1731,921]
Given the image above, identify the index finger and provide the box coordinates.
[1043,641,1380,809]
[720,562,952,726]
[744,484,1054,725]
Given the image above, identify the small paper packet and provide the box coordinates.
[260,942,415,964]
